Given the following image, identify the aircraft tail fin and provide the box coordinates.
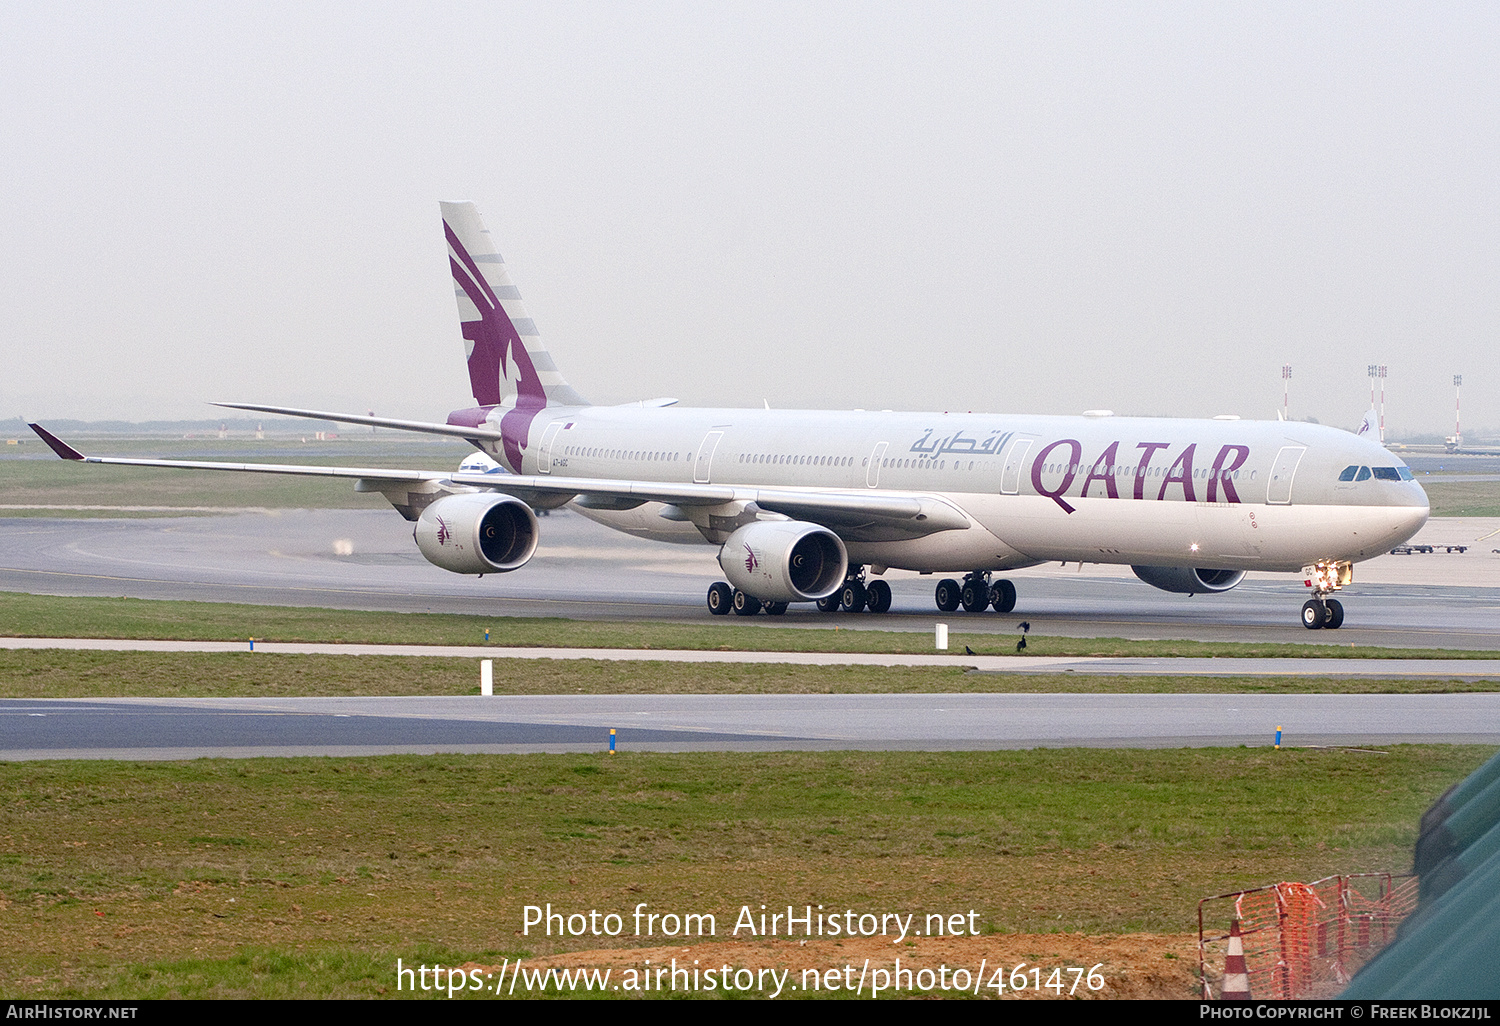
[1356,407,1379,439]
[440,202,588,410]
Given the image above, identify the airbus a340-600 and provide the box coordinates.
[31,202,1429,629]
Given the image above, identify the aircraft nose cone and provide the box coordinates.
[1389,501,1429,547]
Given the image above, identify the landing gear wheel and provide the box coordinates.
[988,579,1017,613]
[732,589,761,616]
[1323,598,1344,630]
[1301,599,1325,630]
[763,600,788,616]
[865,579,893,614]
[707,582,733,615]
[960,580,989,612]
[935,579,961,612]
[817,594,842,613]
[841,581,868,613]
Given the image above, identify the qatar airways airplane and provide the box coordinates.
[31,202,1429,630]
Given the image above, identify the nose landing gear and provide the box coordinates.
[1301,597,1345,630]
[1300,559,1352,630]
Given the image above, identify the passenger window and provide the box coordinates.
[1338,465,1359,482]
[1356,466,1372,481]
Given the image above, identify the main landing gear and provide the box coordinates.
[705,566,893,616]
[705,580,789,617]
[1299,559,1353,630]
[934,571,1016,614]
[810,568,893,614]
[815,566,893,614]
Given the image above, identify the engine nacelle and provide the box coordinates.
[718,522,847,602]
[1131,565,1246,594]
[414,493,539,574]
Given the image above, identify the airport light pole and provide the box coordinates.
[1453,374,1462,451]
[1367,364,1387,443]
[1378,365,1387,443]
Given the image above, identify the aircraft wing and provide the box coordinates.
[28,424,450,486]
[29,424,969,540]
[449,471,972,538]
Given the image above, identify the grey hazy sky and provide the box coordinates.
[3,2,1495,435]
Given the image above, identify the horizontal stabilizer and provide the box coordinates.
[616,397,679,408]
[212,403,504,441]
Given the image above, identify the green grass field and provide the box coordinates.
[2,649,1497,698]
[1,746,1485,998]
[1422,478,1500,517]
[4,593,1497,659]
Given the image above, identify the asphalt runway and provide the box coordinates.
[6,693,1500,760]
[1,508,1497,648]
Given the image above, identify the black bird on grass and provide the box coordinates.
[1016,635,1027,653]
[964,645,976,656]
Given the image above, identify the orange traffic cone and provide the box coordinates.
[1221,917,1251,999]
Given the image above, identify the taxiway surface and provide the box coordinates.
[6,693,1499,760]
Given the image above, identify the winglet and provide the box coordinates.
[28,424,86,461]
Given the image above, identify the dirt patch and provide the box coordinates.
[469,932,1201,999]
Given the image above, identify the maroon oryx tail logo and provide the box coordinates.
[743,544,759,574]
[445,218,548,474]
[435,515,451,546]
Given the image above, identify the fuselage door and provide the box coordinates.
[694,430,724,483]
[1000,437,1035,495]
[1266,445,1307,505]
[535,420,566,475]
[866,441,888,487]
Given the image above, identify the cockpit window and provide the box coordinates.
[1339,465,1410,483]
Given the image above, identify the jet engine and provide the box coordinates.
[414,493,539,574]
[718,522,847,602]
[1130,566,1246,594]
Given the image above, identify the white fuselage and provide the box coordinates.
[470,405,1429,575]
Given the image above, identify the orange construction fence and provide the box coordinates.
[1198,873,1417,999]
